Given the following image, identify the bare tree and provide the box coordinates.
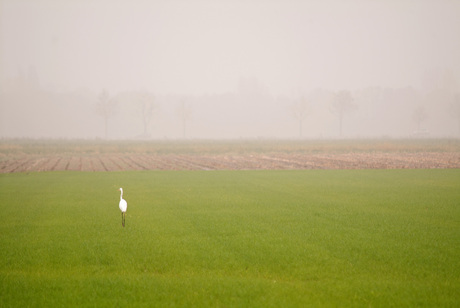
[330,90,356,137]
[412,105,428,132]
[176,100,192,139]
[137,92,155,138]
[450,93,460,136]
[290,96,310,138]
[95,89,117,139]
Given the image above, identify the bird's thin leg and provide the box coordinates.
[124,213,126,227]
[122,212,124,227]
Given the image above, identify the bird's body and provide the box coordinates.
[119,188,127,227]
[119,198,127,213]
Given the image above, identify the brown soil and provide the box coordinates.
[1,151,459,173]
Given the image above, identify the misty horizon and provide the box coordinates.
[1,0,460,139]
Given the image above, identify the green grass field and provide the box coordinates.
[1,170,459,307]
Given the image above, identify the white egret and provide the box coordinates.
[118,188,128,227]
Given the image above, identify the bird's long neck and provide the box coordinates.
[120,189,123,200]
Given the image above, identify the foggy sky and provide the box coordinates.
[1,0,460,139]
[2,0,460,95]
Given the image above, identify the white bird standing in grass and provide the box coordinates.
[119,188,127,227]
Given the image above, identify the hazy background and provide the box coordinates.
[1,0,460,139]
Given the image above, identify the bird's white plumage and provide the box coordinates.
[119,199,127,212]
[119,188,127,212]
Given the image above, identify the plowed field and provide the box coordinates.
[1,140,459,172]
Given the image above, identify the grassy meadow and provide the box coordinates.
[1,169,459,306]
